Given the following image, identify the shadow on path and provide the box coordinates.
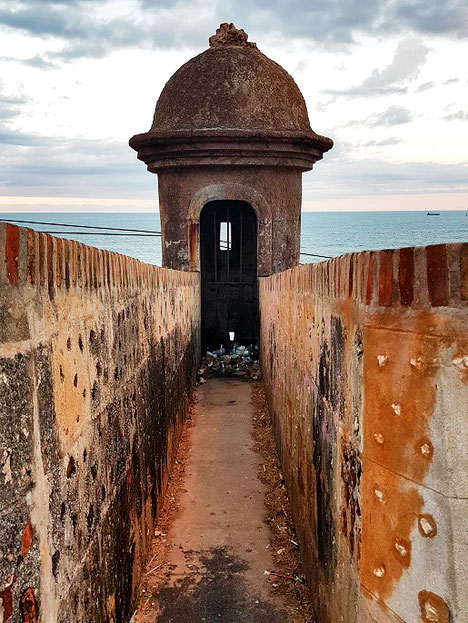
[135,378,304,622]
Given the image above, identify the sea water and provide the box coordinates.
[1,211,467,266]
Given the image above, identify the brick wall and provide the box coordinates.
[0,224,200,622]
[260,244,468,623]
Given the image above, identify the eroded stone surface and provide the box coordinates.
[259,246,468,622]
[209,22,256,48]
[0,224,200,622]
[129,24,333,276]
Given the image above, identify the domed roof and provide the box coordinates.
[130,24,332,170]
[151,24,312,136]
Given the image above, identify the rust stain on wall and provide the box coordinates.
[259,245,467,622]
[38,234,46,286]
[361,315,439,601]
[21,520,34,557]
[378,250,393,307]
[426,244,448,307]
[19,588,39,623]
[366,252,375,305]
[47,234,54,299]
[399,247,414,306]
[27,230,35,285]
[0,584,13,621]
[418,590,450,622]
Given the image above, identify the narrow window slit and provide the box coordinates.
[220,222,231,251]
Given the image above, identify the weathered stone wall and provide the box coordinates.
[0,223,200,622]
[157,166,302,275]
[260,244,468,622]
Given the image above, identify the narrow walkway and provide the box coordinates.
[135,378,300,622]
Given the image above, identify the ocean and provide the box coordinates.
[1,211,467,266]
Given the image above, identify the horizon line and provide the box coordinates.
[0,208,467,214]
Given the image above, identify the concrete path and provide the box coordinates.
[138,378,291,622]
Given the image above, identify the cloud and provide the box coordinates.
[346,105,413,128]
[214,0,468,44]
[416,77,460,92]
[0,127,47,146]
[0,109,22,122]
[213,0,378,45]
[0,0,466,64]
[0,1,466,204]
[0,2,158,60]
[417,81,435,92]
[370,106,413,127]
[8,0,99,5]
[362,137,403,147]
[388,0,468,40]
[0,3,83,38]
[0,83,28,107]
[306,152,468,199]
[442,110,468,121]
[0,82,29,123]
[0,54,58,69]
[295,59,309,73]
[0,0,209,61]
[325,37,429,97]
[303,134,468,199]
[0,127,155,197]
[0,122,466,202]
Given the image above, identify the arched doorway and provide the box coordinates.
[200,200,258,350]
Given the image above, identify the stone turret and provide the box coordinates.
[130,23,332,275]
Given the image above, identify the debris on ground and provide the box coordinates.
[198,344,262,381]
[251,382,316,622]
[136,382,314,623]
[135,398,196,620]
[267,570,306,583]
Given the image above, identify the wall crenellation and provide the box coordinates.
[261,243,468,310]
[2,220,467,622]
[0,223,200,623]
[259,241,468,623]
[2,224,197,296]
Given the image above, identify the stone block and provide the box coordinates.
[378,250,394,307]
[0,354,34,507]
[426,244,449,307]
[399,247,414,307]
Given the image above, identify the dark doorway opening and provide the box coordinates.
[200,200,258,350]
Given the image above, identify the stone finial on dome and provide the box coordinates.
[209,22,257,48]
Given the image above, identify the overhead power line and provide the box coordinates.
[0,218,161,236]
[41,232,160,236]
[1,218,333,259]
[299,251,333,259]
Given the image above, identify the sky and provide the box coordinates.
[0,0,467,212]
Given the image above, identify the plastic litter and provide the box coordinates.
[198,343,262,381]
